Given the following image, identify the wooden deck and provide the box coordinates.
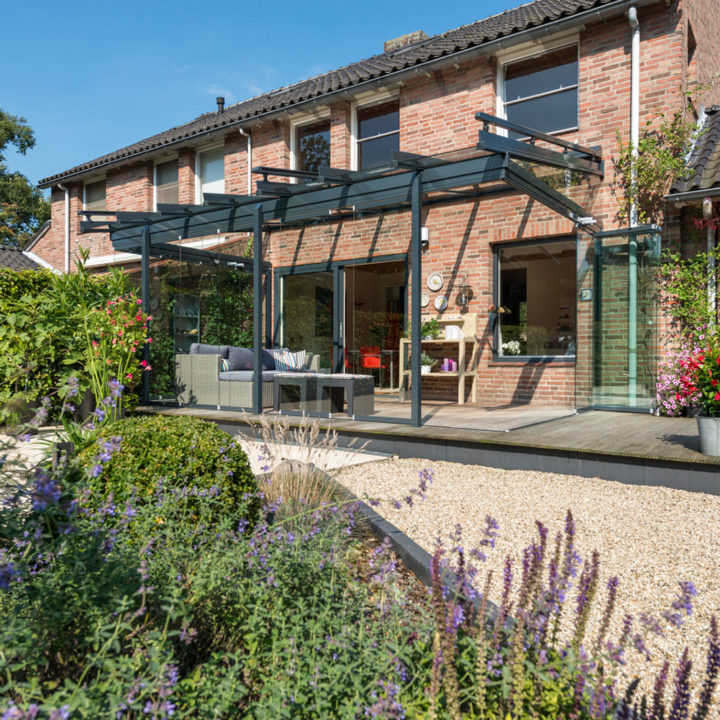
[142,406,720,470]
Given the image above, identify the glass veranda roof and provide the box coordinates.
[80,113,603,254]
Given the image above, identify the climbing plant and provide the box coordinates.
[612,90,700,225]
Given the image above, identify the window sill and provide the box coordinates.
[489,355,576,367]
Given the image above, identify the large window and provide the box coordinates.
[155,159,178,207]
[83,179,106,211]
[296,120,330,174]
[357,101,399,170]
[503,46,578,137]
[196,146,225,201]
[496,238,576,357]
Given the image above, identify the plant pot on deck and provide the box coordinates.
[697,415,720,455]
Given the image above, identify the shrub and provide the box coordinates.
[77,414,257,512]
[656,339,704,416]
[0,252,134,425]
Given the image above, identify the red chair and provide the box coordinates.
[359,346,389,388]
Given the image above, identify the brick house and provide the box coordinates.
[34,0,720,425]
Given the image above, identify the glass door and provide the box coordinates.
[585,227,661,411]
[281,271,335,371]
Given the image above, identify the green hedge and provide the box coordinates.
[78,414,257,514]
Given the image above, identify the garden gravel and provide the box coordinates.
[335,458,720,711]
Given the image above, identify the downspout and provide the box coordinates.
[57,183,70,273]
[704,196,716,326]
[238,128,252,195]
[627,7,640,407]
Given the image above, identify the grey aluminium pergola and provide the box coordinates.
[80,113,602,425]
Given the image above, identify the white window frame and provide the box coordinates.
[495,32,579,138]
[153,155,179,211]
[353,92,400,172]
[195,143,225,203]
[289,109,332,182]
[82,177,107,212]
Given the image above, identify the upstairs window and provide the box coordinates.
[155,159,178,207]
[297,120,330,175]
[196,146,224,201]
[357,101,399,170]
[503,46,578,137]
[83,179,106,211]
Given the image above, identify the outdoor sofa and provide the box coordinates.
[175,343,320,408]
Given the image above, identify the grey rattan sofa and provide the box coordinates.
[175,343,320,408]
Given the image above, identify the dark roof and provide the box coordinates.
[671,107,720,195]
[39,0,623,188]
[0,246,42,271]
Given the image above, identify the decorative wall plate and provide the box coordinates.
[420,292,430,307]
[427,272,444,292]
[434,295,448,312]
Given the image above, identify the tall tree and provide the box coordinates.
[0,110,50,248]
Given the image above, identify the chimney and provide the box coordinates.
[384,30,428,54]
[216,96,225,113]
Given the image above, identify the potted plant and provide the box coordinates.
[421,318,442,340]
[420,352,437,375]
[693,336,720,454]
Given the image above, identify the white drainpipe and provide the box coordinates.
[628,6,640,228]
[704,196,716,325]
[628,6,640,406]
[57,183,70,273]
[237,128,252,194]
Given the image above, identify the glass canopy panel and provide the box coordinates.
[510,159,600,218]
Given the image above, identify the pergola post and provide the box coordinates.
[141,224,151,405]
[253,205,264,415]
[411,172,422,427]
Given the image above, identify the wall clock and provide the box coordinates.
[434,295,448,312]
[427,272,443,292]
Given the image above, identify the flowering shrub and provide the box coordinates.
[656,340,703,416]
[84,295,151,417]
[657,333,720,416]
[0,255,132,425]
[695,335,720,416]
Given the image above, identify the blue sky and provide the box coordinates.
[3,1,519,186]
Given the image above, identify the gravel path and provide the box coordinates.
[336,458,720,711]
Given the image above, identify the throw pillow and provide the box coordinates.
[220,358,230,372]
[227,346,254,371]
[275,350,307,372]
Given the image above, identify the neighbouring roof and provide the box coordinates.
[0,246,42,271]
[39,0,626,188]
[670,106,720,195]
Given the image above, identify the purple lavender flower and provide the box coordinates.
[30,468,61,511]
[66,376,80,398]
[108,378,124,398]
[669,647,692,720]
[663,580,697,627]
[47,707,69,720]
[0,563,18,590]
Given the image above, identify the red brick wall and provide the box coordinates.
[683,0,720,105]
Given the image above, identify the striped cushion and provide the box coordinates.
[275,350,307,371]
